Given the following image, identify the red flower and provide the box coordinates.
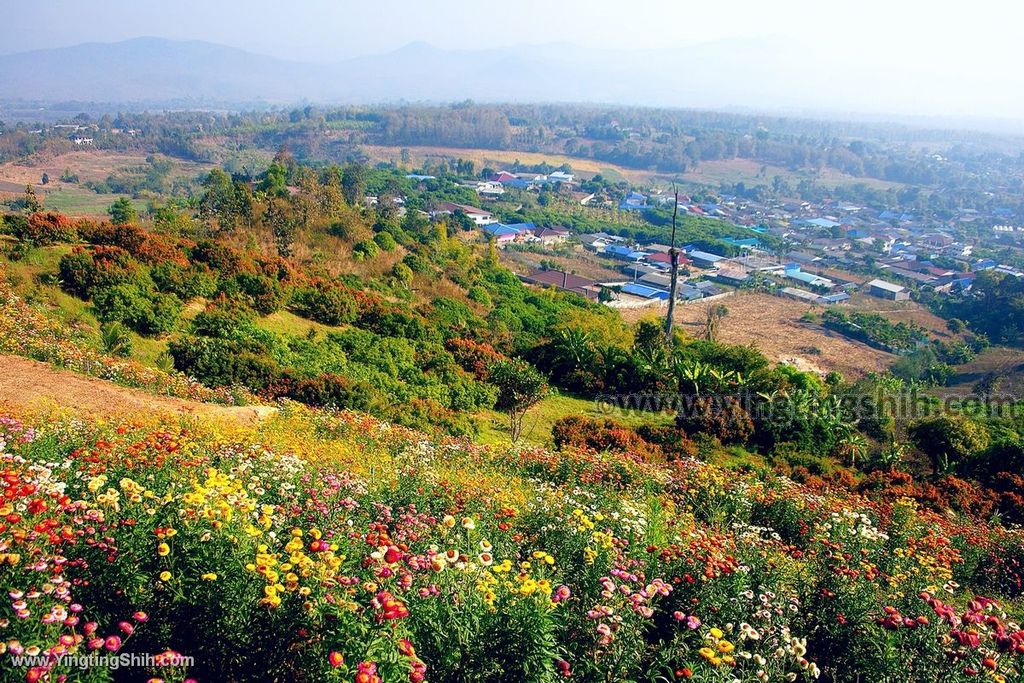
[329,651,345,668]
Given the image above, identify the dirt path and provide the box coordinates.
[0,354,276,424]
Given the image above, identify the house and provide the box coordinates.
[579,234,610,252]
[604,245,647,262]
[548,171,574,184]
[921,232,955,248]
[532,226,569,245]
[476,181,505,196]
[432,202,494,226]
[714,267,751,286]
[638,272,685,290]
[676,285,705,301]
[571,192,597,206]
[405,174,436,181]
[866,279,910,301]
[784,265,834,290]
[520,270,600,301]
[482,223,532,244]
[693,281,723,297]
[491,171,518,183]
[972,259,997,271]
[687,251,725,268]
[621,283,669,300]
[821,292,851,304]
[781,287,823,304]
[804,217,841,230]
[619,192,648,211]
[622,263,662,279]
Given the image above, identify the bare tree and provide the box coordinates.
[664,188,680,343]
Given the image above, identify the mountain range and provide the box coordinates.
[1,37,1022,130]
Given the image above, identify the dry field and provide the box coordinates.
[843,293,957,339]
[500,247,625,282]
[620,290,894,378]
[0,150,213,217]
[360,145,656,184]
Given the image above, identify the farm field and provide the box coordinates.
[679,158,905,191]
[0,150,212,217]
[360,144,654,184]
[932,345,1024,399]
[843,292,958,339]
[500,246,625,283]
[621,290,895,377]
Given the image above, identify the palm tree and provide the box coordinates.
[554,329,594,371]
[837,430,868,467]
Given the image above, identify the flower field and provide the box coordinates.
[1,405,1024,683]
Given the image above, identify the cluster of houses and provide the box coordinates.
[470,170,576,198]
[634,190,1024,297]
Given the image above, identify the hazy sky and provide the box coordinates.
[2,0,1023,119]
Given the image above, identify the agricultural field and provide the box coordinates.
[0,150,212,217]
[500,246,625,283]
[622,291,895,377]
[679,158,905,192]
[360,144,653,184]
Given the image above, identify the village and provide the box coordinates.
[417,167,1022,314]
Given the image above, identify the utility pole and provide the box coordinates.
[665,188,680,343]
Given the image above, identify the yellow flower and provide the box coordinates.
[157,543,170,557]
[159,571,171,581]
[201,572,218,581]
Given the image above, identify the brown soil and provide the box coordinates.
[620,291,894,378]
[0,354,276,424]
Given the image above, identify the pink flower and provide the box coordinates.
[104,635,122,652]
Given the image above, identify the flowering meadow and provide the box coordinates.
[1,405,1023,683]
[0,280,250,406]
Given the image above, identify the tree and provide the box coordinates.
[341,162,368,205]
[664,189,680,342]
[703,304,728,342]
[100,321,134,358]
[23,185,41,213]
[108,198,137,225]
[263,199,298,258]
[489,359,549,443]
[908,414,991,474]
[837,430,868,467]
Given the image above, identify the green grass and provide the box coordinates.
[475,391,674,447]
[257,310,347,337]
[41,188,148,218]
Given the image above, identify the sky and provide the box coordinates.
[2,0,1023,120]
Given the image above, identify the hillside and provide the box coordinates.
[2,398,1024,682]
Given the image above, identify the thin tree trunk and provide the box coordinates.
[665,189,680,343]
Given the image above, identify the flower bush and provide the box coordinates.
[0,405,1022,682]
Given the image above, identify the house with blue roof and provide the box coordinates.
[784,264,834,290]
[482,222,535,244]
[604,244,647,262]
[804,217,841,230]
[621,283,669,300]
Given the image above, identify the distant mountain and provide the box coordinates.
[1,37,1022,128]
